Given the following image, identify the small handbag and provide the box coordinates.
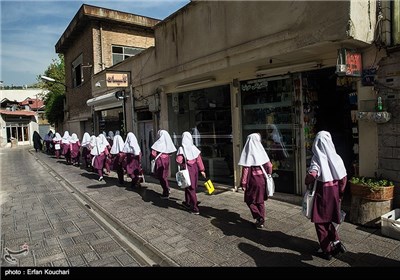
[151,152,162,173]
[260,165,274,197]
[204,178,215,194]
[302,179,317,219]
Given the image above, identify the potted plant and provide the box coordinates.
[349,175,395,227]
[349,176,394,201]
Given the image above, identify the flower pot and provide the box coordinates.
[350,183,394,201]
[350,183,394,228]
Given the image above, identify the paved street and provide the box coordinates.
[1,146,400,271]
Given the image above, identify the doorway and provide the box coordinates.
[302,67,357,179]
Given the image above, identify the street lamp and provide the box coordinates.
[40,75,67,90]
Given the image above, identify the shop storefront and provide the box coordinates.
[240,76,300,194]
[0,110,37,147]
[167,85,233,184]
[239,67,358,195]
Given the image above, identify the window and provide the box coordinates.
[72,54,83,87]
[6,123,29,142]
[112,45,145,65]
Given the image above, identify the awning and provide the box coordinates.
[86,92,122,111]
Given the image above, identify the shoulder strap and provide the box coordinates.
[155,152,162,160]
[180,147,188,169]
[260,164,270,179]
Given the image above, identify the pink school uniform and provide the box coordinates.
[151,130,177,199]
[239,133,273,229]
[176,131,206,214]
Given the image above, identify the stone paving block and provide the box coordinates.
[45,237,60,247]
[140,227,164,242]
[52,258,70,267]
[88,257,122,267]
[59,237,75,247]
[63,243,93,257]
[152,240,176,254]
[115,253,139,266]
[213,243,243,258]
[92,240,121,254]
[36,253,65,266]
[198,249,226,265]
[72,233,98,244]
[83,251,100,263]
[33,246,63,259]
[174,250,214,267]
[18,256,36,266]
[68,255,87,266]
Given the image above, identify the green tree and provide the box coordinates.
[37,54,65,128]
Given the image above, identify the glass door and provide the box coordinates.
[240,76,297,194]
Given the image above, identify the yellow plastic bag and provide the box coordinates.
[204,179,215,195]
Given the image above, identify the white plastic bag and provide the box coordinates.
[260,165,274,197]
[176,168,191,188]
[302,180,317,219]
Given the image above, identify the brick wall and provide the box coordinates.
[377,53,400,208]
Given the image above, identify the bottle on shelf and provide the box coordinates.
[376,96,383,112]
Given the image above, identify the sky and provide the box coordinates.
[0,0,190,87]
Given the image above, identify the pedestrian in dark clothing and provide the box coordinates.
[32,131,42,152]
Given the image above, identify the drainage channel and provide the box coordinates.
[34,153,178,267]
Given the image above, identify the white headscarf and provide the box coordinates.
[309,131,347,182]
[110,135,125,154]
[90,136,108,156]
[99,134,110,147]
[177,131,201,161]
[115,130,120,136]
[151,130,177,154]
[122,132,141,155]
[238,133,270,167]
[61,131,71,144]
[70,133,79,144]
[53,132,62,141]
[89,135,97,149]
[81,132,91,147]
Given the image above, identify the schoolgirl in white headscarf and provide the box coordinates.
[305,130,347,260]
[69,133,81,166]
[81,132,92,168]
[91,136,109,181]
[238,133,273,229]
[110,134,126,185]
[61,131,72,164]
[53,132,62,159]
[122,132,142,188]
[176,131,206,214]
[98,133,111,174]
[151,130,177,198]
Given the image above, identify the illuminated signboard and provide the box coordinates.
[336,48,362,77]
